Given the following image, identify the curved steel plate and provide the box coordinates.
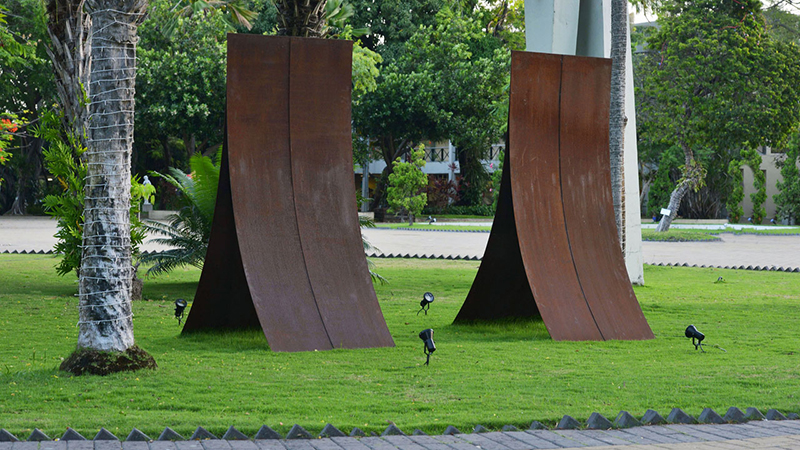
[227,34,331,352]
[559,56,653,340]
[187,34,394,351]
[289,38,394,349]
[454,51,652,341]
[509,52,603,340]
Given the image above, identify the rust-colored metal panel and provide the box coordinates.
[188,34,393,351]
[453,148,539,322]
[183,132,261,332]
[454,51,652,341]
[289,38,394,349]
[226,34,332,351]
[559,56,654,340]
[509,52,603,341]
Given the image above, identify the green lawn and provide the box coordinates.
[376,223,491,232]
[641,229,722,242]
[1,255,800,439]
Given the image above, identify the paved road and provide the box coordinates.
[361,227,800,269]
[3,421,800,450]
[2,216,800,269]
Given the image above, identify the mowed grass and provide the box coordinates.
[1,255,800,439]
[641,229,722,242]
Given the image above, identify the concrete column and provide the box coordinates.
[622,15,645,285]
[361,162,370,212]
[525,0,581,55]
[448,141,456,183]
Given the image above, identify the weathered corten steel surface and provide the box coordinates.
[508,52,603,340]
[287,38,395,349]
[455,51,653,341]
[559,56,653,340]
[185,34,394,351]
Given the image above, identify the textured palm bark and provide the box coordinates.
[46,0,91,146]
[609,0,627,251]
[78,0,146,352]
[275,0,328,37]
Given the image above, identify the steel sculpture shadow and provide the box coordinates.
[454,51,653,341]
[183,34,395,352]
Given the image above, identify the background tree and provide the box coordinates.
[134,1,227,181]
[0,0,54,214]
[775,133,800,223]
[353,8,508,210]
[387,145,428,225]
[637,0,800,231]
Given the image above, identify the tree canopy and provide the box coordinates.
[636,0,800,229]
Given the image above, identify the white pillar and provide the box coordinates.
[361,163,370,212]
[622,14,645,285]
[448,140,456,183]
[525,0,581,55]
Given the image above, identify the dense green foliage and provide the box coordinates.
[140,152,221,276]
[37,112,151,276]
[3,256,800,435]
[636,0,800,224]
[0,0,54,213]
[741,149,766,224]
[725,158,744,223]
[135,2,228,177]
[387,145,428,225]
[775,134,800,223]
[354,8,509,209]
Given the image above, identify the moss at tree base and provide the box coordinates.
[60,345,157,376]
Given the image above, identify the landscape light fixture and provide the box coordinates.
[419,328,436,365]
[175,299,188,325]
[418,292,434,315]
[685,324,705,352]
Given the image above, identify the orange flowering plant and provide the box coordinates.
[0,117,16,185]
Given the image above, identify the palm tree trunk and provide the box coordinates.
[609,0,627,251]
[77,0,146,352]
[45,0,91,147]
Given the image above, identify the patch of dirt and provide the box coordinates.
[59,345,157,376]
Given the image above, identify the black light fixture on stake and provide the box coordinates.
[175,299,188,325]
[685,324,705,351]
[419,329,436,365]
[417,292,434,315]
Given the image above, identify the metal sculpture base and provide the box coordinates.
[455,51,653,341]
[183,34,395,352]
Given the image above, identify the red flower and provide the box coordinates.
[1,119,17,133]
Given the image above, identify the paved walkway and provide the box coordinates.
[4,421,800,450]
[2,216,800,269]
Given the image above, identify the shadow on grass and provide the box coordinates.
[446,317,551,342]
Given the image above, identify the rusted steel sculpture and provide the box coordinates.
[184,34,395,352]
[455,51,653,341]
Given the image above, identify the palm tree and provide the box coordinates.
[275,0,328,37]
[69,0,149,357]
[609,0,628,251]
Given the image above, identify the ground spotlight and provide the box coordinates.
[419,328,436,365]
[685,324,705,352]
[418,292,434,315]
[175,299,188,325]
